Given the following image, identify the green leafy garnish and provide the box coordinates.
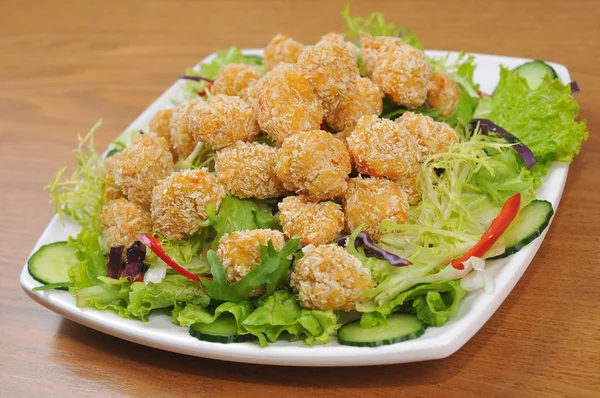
[202,238,300,301]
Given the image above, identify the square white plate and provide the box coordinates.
[20,50,571,366]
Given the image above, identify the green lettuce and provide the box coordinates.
[75,278,132,318]
[145,232,211,276]
[241,291,340,346]
[205,196,279,249]
[341,3,423,49]
[360,280,466,328]
[67,227,107,292]
[202,238,300,301]
[488,67,588,178]
[173,300,254,328]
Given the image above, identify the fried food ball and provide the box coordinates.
[169,100,202,161]
[395,111,459,158]
[101,198,152,250]
[190,94,260,150]
[325,77,383,133]
[264,34,306,69]
[110,133,174,208]
[275,130,351,202]
[347,115,420,181]
[424,71,461,118]
[343,177,410,238]
[104,155,123,201]
[217,229,286,296]
[250,63,323,144]
[215,142,287,199]
[297,39,359,114]
[290,244,374,311]
[360,34,430,109]
[321,32,359,61]
[148,109,173,143]
[278,195,344,246]
[211,63,263,99]
[151,168,225,240]
[396,175,422,205]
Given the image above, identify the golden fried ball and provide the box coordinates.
[250,63,323,144]
[395,111,459,158]
[396,175,422,205]
[215,142,287,199]
[217,229,286,296]
[101,198,152,250]
[264,34,306,69]
[150,168,225,240]
[297,39,360,114]
[190,94,260,150]
[321,32,359,61]
[347,115,420,181]
[104,155,123,201]
[343,177,410,238]
[278,195,344,246]
[290,244,374,311]
[148,109,173,143]
[169,100,202,161]
[325,77,383,133]
[110,133,174,208]
[212,63,263,99]
[275,130,351,202]
[425,71,461,118]
[359,34,401,78]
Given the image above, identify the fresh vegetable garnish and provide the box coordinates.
[107,246,124,279]
[570,81,580,93]
[122,241,146,282]
[471,118,537,168]
[451,193,521,269]
[136,234,210,282]
[336,232,411,266]
[179,75,214,83]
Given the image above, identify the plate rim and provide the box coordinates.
[20,50,571,367]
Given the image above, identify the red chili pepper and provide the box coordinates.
[451,193,521,270]
[477,89,486,97]
[198,82,214,97]
[136,234,212,282]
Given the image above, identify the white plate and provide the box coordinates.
[20,50,571,367]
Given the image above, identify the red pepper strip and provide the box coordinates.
[136,234,212,282]
[198,82,214,97]
[451,193,521,270]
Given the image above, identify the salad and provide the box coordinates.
[28,4,588,348]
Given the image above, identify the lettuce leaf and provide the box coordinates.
[360,280,466,327]
[67,227,107,292]
[205,196,279,249]
[488,67,588,178]
[241,290,339,346]
[173,300,254,328]
[75,279,132,317]
[341,3,423,50]
[202,238,300,301]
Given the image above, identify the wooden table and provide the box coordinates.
[1,0,599,396]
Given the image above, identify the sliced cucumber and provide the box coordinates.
[492,199,554,259]
[337,313,425,347]
[28,241,78,289]
[189,314,247,344]
[513,60,558,90]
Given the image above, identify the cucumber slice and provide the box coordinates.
[28,241,78,289]
[513,60,558,90]
[492,199,554,259]
[337,313,425,347]
[189,314,247,344]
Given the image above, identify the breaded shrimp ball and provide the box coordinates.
[190,94,260,150]
[101,198,152,249]
[215,142,287,199]
[395,111,459,158]
[347,115,420,181]
[359,35,401,78]
[361,34,431,109]
[321,32,358,61]
[151,168,225,240]
[396,175,422,205]
[425,71,461,118]
[104,155,123,201]
[297,39,359,114]
[264,34,306,70]
[290,244,374,311]
[169,100,202,160]
[250,63,323,144]
[148,109,173,143]
[212,63,263,99]
[275,130,351,201]
[110,133,174,208]
[343,177,410,238]
[325,77,383,133]
[217,229,286,296]
[278,195,344,246]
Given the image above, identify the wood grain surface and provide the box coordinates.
[1,0,599,396]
